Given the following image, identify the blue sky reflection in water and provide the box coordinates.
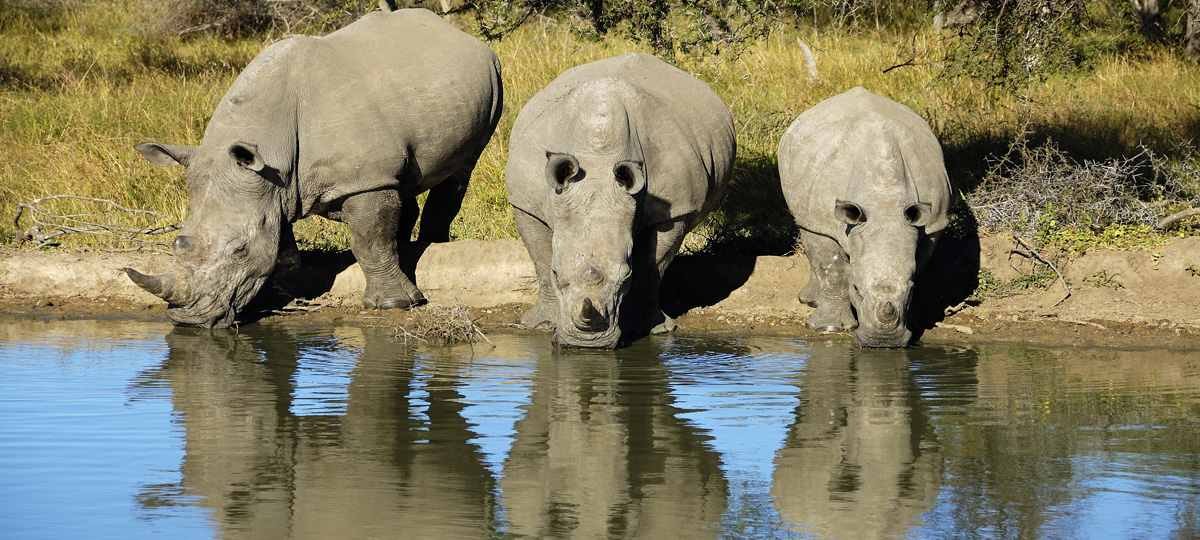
[0,319,1198,539]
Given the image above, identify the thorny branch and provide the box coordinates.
[1011,235,1071,306]
[12,195,180,253]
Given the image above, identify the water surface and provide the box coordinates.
[1,319,1198,539]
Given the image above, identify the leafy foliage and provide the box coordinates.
[941,0,1086,88]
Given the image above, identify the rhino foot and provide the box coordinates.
[363,289,425,310]
[806,304,858,333]
[520,304,557,331]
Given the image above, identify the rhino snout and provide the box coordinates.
[853,327,913,348]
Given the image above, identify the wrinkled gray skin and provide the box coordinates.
[778,87,950,348]
[126,8,502,328]
[506,53,735,349]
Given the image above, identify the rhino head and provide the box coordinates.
[834,197,935,348]
[126,141,284,328]
[544,151,646,348]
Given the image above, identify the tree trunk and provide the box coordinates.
[1188,0,1200,62]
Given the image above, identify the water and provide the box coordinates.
[1,319,1198,540]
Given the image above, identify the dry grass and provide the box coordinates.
[394,302,492,347]
[3,2,1198,254]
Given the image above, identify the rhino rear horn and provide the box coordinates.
[125,268,182,303]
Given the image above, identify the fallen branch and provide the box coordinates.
[13,195,180,253]
[1156,207,1200,229]
[1012,235,1071,306]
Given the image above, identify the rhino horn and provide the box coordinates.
[879,301,898,324]
[125,268,183,304]
[577,297,607,330]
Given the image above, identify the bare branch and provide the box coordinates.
[12,195,180,253]
[1012,235,1071,306]
[1156,207,1200,229]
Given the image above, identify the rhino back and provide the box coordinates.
[203,9,502,219]
[778,87,949,242]
[507,53,734,229]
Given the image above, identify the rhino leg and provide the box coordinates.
[417,164,473,243]
[624,217,690,336]
[271,222,304,296]
[799,229,858,333]
[343,189,425,310]
[399,196,419,244]
[514,208,557,331]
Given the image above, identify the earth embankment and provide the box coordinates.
[2,235,1199,349]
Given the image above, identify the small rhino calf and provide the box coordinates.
[778,87,951,348]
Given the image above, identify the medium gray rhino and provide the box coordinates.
[506,53,735,348]
[126,8,503,328]
[778,87,950,348]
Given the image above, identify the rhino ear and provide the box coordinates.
[613,160,645,195]
[230,142,265,172]
[545,152,580,193]
[834,200,866,226]
[135,142,195,167]
[905,202,934,227]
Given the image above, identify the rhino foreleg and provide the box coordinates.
[624,217,690,336]
[799,229,858,333]
[343,189,425,310]
[514,208,557,330]
[417,166,472,243]
[270,222,304,296]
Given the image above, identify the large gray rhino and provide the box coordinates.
[126,8,503,328]
[506,53,735,349]
[778,87,950,348]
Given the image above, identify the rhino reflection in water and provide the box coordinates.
[506,53,736,349]
[772,348,944,538]
[499,347,727,538]
[126,8,503,328]
[779,87,951,348]
[149,327,495,537]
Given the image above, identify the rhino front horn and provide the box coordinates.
[879,301,898,324]
[577,297,607,331]
[125,268,180,303]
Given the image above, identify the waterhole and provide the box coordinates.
[1,318,1198,539]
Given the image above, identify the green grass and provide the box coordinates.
[3,1,1199,253]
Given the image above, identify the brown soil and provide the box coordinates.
[2,234,1199,350]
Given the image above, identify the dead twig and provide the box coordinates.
[1012,235,1071,306]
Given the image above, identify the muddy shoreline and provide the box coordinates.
[2,235,1199,350]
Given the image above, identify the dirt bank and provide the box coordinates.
[2,234,1199,349]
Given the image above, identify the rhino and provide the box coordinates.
[778,87,950,348]
[125,8,503,328]
[506,53,735,349]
